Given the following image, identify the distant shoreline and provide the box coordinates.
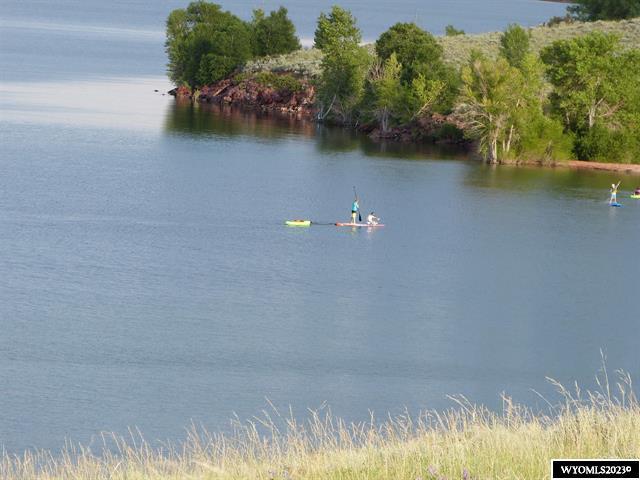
[513,159,640,175]
[566,160,640,174]
[170,17,640,171]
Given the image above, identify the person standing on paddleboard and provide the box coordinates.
[351,196,360,223]
[610,181,621,204]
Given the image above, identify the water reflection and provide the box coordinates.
[164,100,475,161]
[463,163,634,198]
[163,100,317,140]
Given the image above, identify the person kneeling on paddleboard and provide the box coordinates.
[610,181,621,204]
[351,197,360,223]
[367,212,380,226]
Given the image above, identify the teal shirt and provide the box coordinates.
[352,201,359,212]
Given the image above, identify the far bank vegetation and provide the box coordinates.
[166,0,640,164]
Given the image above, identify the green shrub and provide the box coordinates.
[445,25,465,36]
[435,123,465,142]
[546,15,575,27]
[574,125,640,163]
[500,24,531,70]
[253,72,304,92]
[515,115,574,163]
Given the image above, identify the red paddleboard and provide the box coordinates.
[335,223,385,227]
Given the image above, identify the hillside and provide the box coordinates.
[242,18,640,76]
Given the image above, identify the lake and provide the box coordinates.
[1,0,639,455]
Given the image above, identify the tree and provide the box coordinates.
[368,53,402,132]
[540,32,638,131]
[499,24,531,70]
[375,23,443,84]
[314,6,361,51]
[567,0,640,21]
[458,56,523,163]
[380,74,445,126]
[165,1,253,87]
[541,33,640,162]
[318,45,371,123]
[445,25,465,36]
[375,22,459,113]
[316,7,371,123]
[456,53,571,164]
[251,7,301,57]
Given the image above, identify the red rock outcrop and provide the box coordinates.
[170,77,316,117]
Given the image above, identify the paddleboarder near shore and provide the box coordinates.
[610,181,621,205]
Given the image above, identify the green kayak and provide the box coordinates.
[285,220,311,227]
[630,194,640,199]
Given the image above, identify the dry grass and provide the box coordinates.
[243,48,324,78]
[242,18,640,76]
[2,369,639,480]
[439,17,640,67]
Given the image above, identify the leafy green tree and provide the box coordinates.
[567,0,640,21]
[375,23,443,84]
[540,32,639,131]
[458,55,523,163]
[375,22,459,113]
[166,1,253,88]
[457,53,571,163]
[445,25,465,36]
[318,45,371,123]
[368,53,402,132]
[314,6,361,51]
[542,33,640,162]
[251,7,300,57]
[316,7,371,123]
[403,75,446,122]
[499,24,531,70]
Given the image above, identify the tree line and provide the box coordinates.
[316,7,639,163]
[166,1,640,163]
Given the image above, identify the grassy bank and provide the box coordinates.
[3,373,639,479]
[243,18,640,75]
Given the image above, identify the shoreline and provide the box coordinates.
[566,160,640,174]
[169,16,640,171]
[513,159,640,175]
[171,89,640,175]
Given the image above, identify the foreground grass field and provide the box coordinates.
[3,372,639,479]
[242,18,640,76]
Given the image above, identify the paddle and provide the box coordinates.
[353,186,362,222]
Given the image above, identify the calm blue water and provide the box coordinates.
[0,0,567,81]
[2,0,639,455]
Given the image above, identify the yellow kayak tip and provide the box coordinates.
[285,219,311,227]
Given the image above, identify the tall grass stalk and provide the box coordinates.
[2,370,638,479]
